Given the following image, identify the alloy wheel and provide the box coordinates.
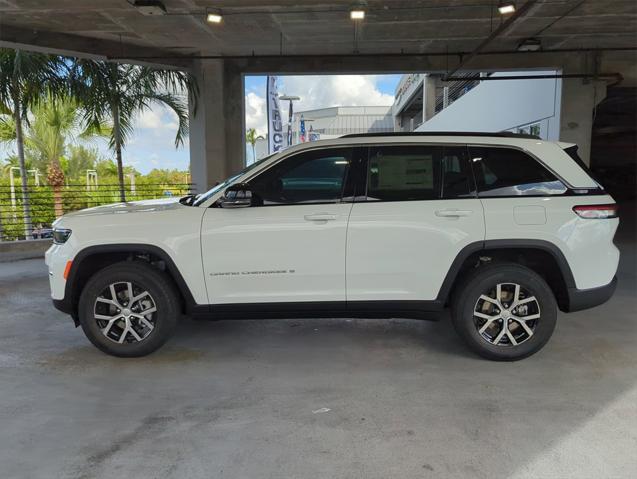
[473,282,540,346]
[93,281,157,344]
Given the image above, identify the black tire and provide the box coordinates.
[451,263,557,361]
[78,261,179,357]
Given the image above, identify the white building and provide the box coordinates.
[290,106,393,143]
[248,105,394,164]
[393,71,563,140]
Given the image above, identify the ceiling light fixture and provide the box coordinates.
[133,0,167,16]
[350,9,365,20]
[517,37,542,51]
[206,10,222,23]
[498,2,516,14]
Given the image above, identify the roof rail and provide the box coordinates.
[340,131,541,140]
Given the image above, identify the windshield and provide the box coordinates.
[191,155,275,206]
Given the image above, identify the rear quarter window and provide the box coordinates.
[469,146,568,197]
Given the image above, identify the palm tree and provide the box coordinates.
[28,97,109,216]
[65,145,102,182]
[1,97,108,217]
[246,128,264,164]
[71,60,198,202]
[0,48,66,239]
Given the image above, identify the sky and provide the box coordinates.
[114,74,401,173]
[245,74,402,137]
[1,75,402,174]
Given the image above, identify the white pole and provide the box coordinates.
[129,173,136,195]
[9,167,20,209]
[28,169,40,187]
[86,170,98,191]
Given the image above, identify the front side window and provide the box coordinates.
[365,145,474,201]
[470,147,567,197]
[249,148,351,205]
[192,154,273,206]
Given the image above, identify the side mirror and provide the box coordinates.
[220,183,253,208]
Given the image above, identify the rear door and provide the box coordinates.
[346,143,485,303]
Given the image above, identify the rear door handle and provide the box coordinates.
[435,209,473,218]
[304,213,337,221]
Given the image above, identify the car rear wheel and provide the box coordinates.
[451,263,557,361]
[78,262,179,357]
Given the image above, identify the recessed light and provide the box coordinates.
[133,0,167,16]
[517,37,542,51]
[207,12,222,23]
[498,2,516,14]
[350,9,365,20]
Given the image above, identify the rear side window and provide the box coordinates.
[469,147,567,197]
[365,145,474,201]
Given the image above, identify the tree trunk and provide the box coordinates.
[112,102,126,202]
[12,92,33,240]
[47,161,65,218]
[251,144,256,163]
[53,187,63,218]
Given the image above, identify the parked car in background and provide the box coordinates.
[33,226,53,239]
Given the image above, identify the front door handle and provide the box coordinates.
[435,209,473,218]
[304,213,337,222]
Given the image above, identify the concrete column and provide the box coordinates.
[189,59,245,193]
[559,62,607,166]
[422,75,437,122]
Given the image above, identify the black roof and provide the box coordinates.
[341,131,541,140]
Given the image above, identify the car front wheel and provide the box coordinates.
[78,261,179,357]
[451,263,557,361]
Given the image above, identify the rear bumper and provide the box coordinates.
[566,276,617,312]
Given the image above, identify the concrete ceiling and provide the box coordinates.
[0,0,636,62]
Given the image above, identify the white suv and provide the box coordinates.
[45,133,619,360]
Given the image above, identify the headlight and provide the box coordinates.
[52,228,72,244]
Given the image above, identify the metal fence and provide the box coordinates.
[0,183,194,242]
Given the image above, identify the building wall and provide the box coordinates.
[393,75,426,114]
[415,71,562,140]
[291,106,393,143]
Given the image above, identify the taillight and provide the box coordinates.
[573,204,618,219]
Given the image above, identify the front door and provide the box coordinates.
[346,143,485,303]
[201,147,356,305]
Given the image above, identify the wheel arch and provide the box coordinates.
[63,244,199,321]
[437,240,576,312]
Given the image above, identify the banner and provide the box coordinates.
[266,76,283,154]
[308,125,320,142]
[286,100,293,147]
[300,114,306,143]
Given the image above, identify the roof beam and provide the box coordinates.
[443,0,538,80]
[0,24,191,69]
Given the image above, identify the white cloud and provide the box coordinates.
[245,91,267,136]
[136,108,162,129]
[279,75,394,111]
[135,105,179,132]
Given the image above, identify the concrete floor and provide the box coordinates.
[1,213,636,479]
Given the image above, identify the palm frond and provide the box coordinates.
[142,91,190,147]
[0,115,16,144]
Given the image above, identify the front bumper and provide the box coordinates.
[566,276,617,312]
[46,242,79,325]
[52,298,79,326]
